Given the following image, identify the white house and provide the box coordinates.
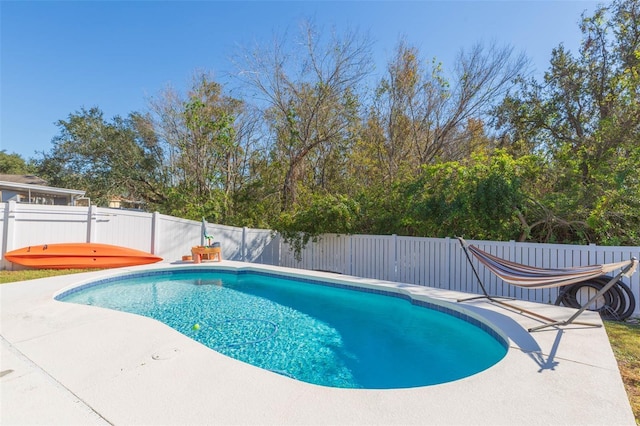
[0,175,86,206]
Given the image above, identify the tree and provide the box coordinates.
[148,72,257,222]
[399,150,543,241]
[234,20,373,210]
[360,39,528,187]
[34,108,167,208]
[493,0,640,244]
[0,151,32,174]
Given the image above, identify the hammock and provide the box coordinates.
[457,237,638,331]
[465,243,637,289]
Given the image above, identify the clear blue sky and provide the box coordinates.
[1,1,602,160]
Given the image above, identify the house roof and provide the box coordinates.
[0,175,85,197]
[0,174,48,185]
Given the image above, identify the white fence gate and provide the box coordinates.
[2,201,638,317]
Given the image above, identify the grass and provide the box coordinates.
[1,269,638,423]
[0,269,97,283]
[604,320,640,425]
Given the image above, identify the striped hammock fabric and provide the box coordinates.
[465,243,638,289]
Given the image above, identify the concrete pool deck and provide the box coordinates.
[0,261,635,425]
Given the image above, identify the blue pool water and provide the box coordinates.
[57,268,507,389]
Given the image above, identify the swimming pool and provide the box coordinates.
[56,266,508,389]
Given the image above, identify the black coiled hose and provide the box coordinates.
[554,276,636,321]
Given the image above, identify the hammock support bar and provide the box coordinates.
[456,237,638,332]
[530,264,634,331]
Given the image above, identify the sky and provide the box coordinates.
[1,0,604,160]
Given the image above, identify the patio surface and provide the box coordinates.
[0,261,635,425]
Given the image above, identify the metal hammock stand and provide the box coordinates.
[457,237,638,332]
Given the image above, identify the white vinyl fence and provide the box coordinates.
[2,201,638,317]
[280,234,640,315]
[0,201,280,267]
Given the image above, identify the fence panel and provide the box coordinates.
[279,237,317,271]
[243,227,279,265]
[396,236,452,288]
[396,236,421,285]
[278,241,299,269]
[93,208,153,253]
[310,234,350,274]
[350,235,395,281]
[156,215,202,262]
[207,224,245,261]
[9,204,89,249]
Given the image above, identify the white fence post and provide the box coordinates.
[242,227,247,262]
[444,237,451,289]
[349,235,354,276]
[393,234,398,282]
[86,205,97,242]
[3,201,16,253]
[151,212,160,254]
